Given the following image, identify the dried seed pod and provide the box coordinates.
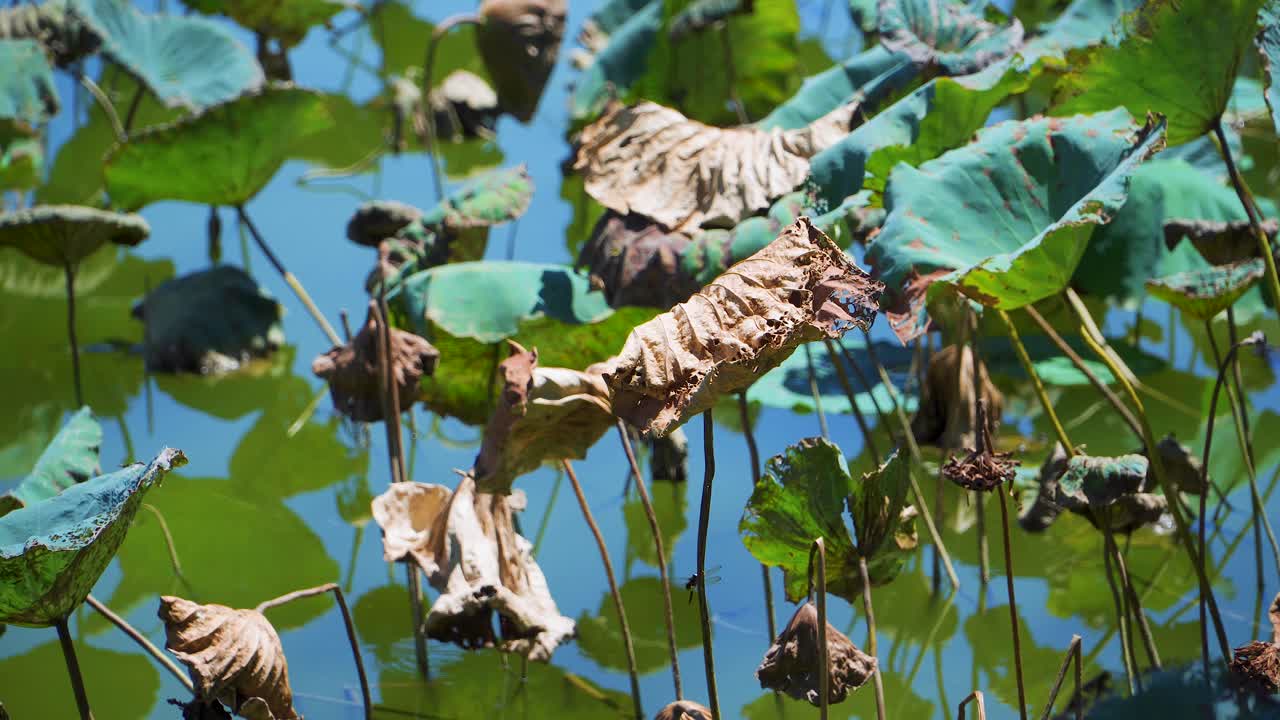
[477,0,567,122]
[1230,640,1280,694]
[756,602,877,706]
[654,700,713,720]
[311,301,439,422]
[911,343,1004,450]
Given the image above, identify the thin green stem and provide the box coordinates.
[996,483,1028,720]
[236,205,342,346]
[958,691,986,720]
[858,555,886,720]
[697,412,721,719]
[64,262,83,408]
[995,308,1074,456]
[810,538,829,720]
[1105,524,1161,671]
[85,594,193,694]
[1213,119,1280,311]
[822,339,880,459]
[803,343,830,440]
[1039,634,1082,720]
[421,14,482,204]
[78,74,124,143]
[738,392,778,644]
[1101,511,1137,695]
[55,618,94,719]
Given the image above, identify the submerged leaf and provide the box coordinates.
[0,407,101,516]
[0,204,148,267]
[371,476,575,660]
[573,101,854,232]
[0,447,185,626]
[757,601,877,706]
[603,218,882,436]
[473,342,613,495]
[133,266,285,375]
[750,335,918,417]
[1144,259,1265,321]
[877,0,1025,75]
[476,0,566,122]
[311,301,439,422]
[159,596,297,719]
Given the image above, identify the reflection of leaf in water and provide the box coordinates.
[102,474,340,632]
[378,645,632,718]
[739,666,933,719]
[869,564,959,648]
[751,336,917,417]
[351,583,412,664]
[576,575,701,674]
[0,638,160,718]
[623,475,687,567]
[369,1,490,82]
[964,602,1081,714]
[154,346,294,421]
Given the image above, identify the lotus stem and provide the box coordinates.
[810,538,829,720]
[376,293,409,484]
[122,84,143,136]
[858,555,886,720]
[405,563,430,680]
[85,594,193,694]
[995,308,1075,457]
[738,392,778,644]
[235,206,342,346]
[1103,522,1161,670]
[615,420,683,699]
[55,618,94,720]
[995,478,1029,720]
[563,459,644,720]
[1040,634,1082,720]
[696,412,722,720]
[372,295,405,484]
[1212,119,1280,312]
[1023,305,1142,440]
[421,13,482,204]
[822,339,881,458]
[857,333,961,592]
[254,583,372,720]
[78,73,124,143]
[957,690,986,720]
[63,262,83,408]
[836,341,893,432]
[1100,512,1137,695]
[803,343,831,440]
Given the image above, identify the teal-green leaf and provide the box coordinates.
[668,0,750,41]
[757,45,913,131]
[1017,0,1141,62]
[184,0,348,48]
[0,39,57,132]
[1056,453,1149,508]
[419,165,533,232]
[878,0,1025,75]
[0,205,149,267]
[1145,259,1265,321]
[1260,0,1280,134]
[72,0,263,110]
[867,109,1165,342]
[1052,0,1266,146]
[569,0,662,121]
[0,407,101,517]
[103,85,333,209]
[0,447,186,626]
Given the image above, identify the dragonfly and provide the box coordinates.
[684,565,722,604]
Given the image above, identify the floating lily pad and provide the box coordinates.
[0,407,100,516]
[1145,259,1265,321]
[185,0,350,47]
[0,39,57,131]
[72,0,263,110]
[104,85,333,210]
[0,446,185,626]
[132,265,284,374]
[0,205,149,267]
[1053,0,1266,146]
[877,0,1025,76]
[867,109,1165,342]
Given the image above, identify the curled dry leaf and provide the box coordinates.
[1019,442,1069,533]
[477,0,567,122]
[473,341,614,495]
[756,602,877,706]
[311,301,439,422]
[910,343,1004,450]
[573,102,856,232]
[370,475,574,660]
[603,217,882,436]
[1147,434,1206,495]
[158,596,297,720]
[1163,217,1280,266]
[345,200,422,248]
[654,700,713,720]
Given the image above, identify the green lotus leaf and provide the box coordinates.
[848,0,878,31]
[878,0,1025,75]
[1052,0,1265,146]
[757,45,913,131]
[574,576,701,674]
[418,165,533,232]
[750,336,918,416]
[570,0,661,121]
[1145,259,1265,321]
[1017,0,1141,63]
[0,205,149,267]
[0,446,185,626]
[370,1,489,81]
[981,333,1166,387]
[0,39,57,132]
[668,0,749,41]
[132,265,284,374]
[740,438,916,604]
[0,640,159,719]
[623,476,687,567]
[806,60,1034,208]
[0,407,101,517]
[72,0,263,110]
[1260,0,1280,133]
[185,0,350,48]
[1057,452,1149,508]
[103,85,333,210]
[0,133,40,192]
[867,109,1165,342]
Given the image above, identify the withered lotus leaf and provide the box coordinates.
[474,341,614,495]
[477,0,567,122]
[654,700,713,720]
[158,596,298,720]
[573,102,856,232]
[311,301,439,422]
[370,475,574,660]
[603,217,883,436]
[345,200,422,248]
[1163,217,1279,267]
[756,602,876,706]
[911,343,1004,450]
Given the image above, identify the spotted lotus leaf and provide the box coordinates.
[1144,259,1265,321]
[877,0,1025,76]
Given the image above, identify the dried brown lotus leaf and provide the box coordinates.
[911,343,1004,450]
[477,0,567,122]
[474,342,614,494]
[1271,591,1280,644]
[370,476,574,660]
[573,102,857,232]
[1230,640,1280,694]
[603,217,883,436]
[577,211,702,309]
[655,700,713,720]
[345,200,422,247]
[1019,442,1069,533]
[756,602,877,706]
[1163,217,1280,266]
[158,596,298,720]
[311,301,439,422]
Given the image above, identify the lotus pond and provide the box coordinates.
[3,0,1280,718]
